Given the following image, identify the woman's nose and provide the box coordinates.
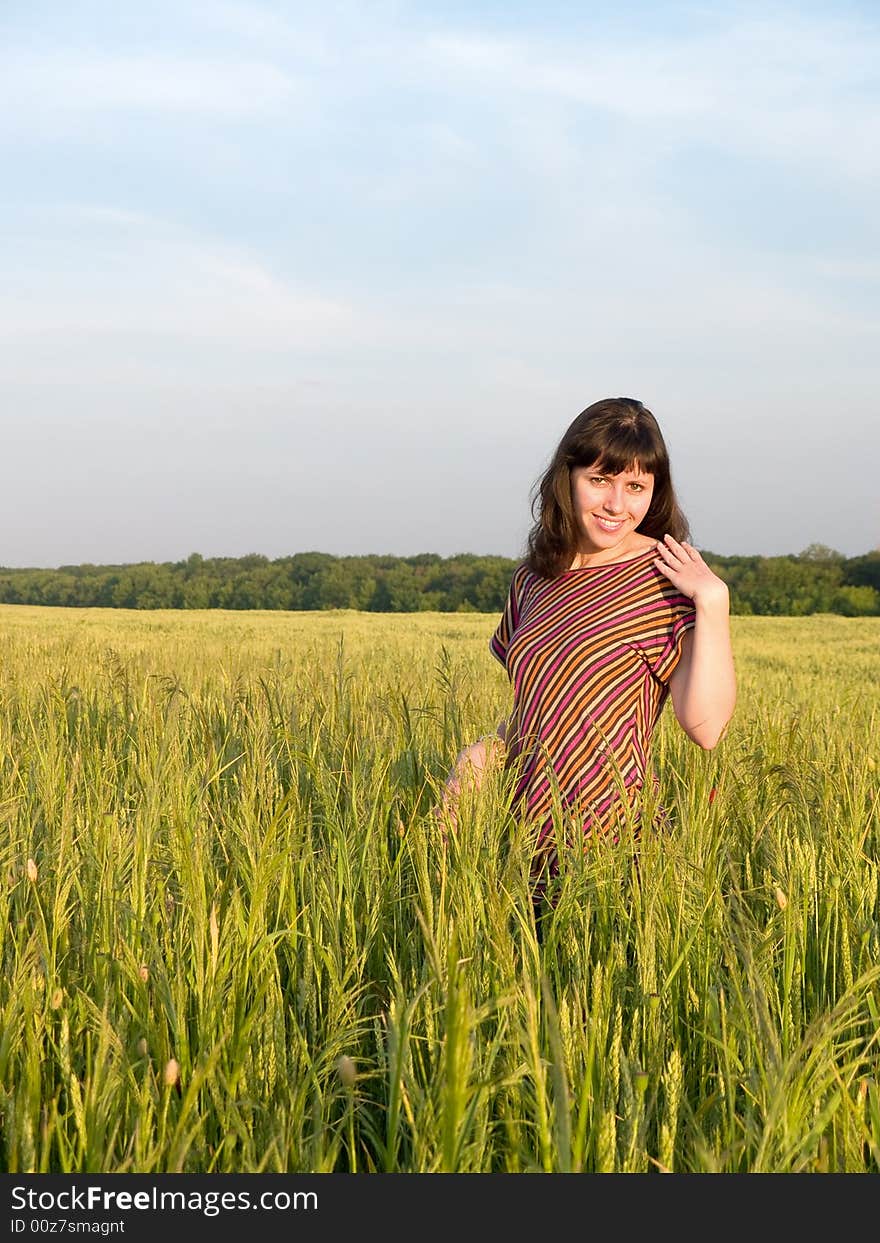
[603,487,625,513]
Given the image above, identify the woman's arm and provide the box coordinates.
[654,535,736,751]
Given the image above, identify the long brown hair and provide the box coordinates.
[525,397,690,579]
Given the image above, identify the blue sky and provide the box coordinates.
[2,0,878,566]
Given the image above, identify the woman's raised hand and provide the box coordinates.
[653,534,729,607]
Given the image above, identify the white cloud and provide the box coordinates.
[185,0,336,62]
[420,11,880,181]
[0,212,376,354]
[0,49,297,120]
[2,195,872,403]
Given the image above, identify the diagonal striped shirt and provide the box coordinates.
[490,549,695,870]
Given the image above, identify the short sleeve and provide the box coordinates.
[490,564,528,668]
[650,599,697,684]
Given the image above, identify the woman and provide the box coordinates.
[438,397,736,892]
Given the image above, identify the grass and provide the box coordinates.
[1,605,878,1172]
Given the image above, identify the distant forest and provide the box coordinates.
[1,544,878,616]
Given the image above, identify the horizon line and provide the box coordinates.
[1,543,877,573]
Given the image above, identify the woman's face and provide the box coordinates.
[570,462,655,556]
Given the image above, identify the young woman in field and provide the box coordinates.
[437,396,736,895]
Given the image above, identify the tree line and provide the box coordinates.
[0,545,878,616]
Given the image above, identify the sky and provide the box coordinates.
[2,0,878,567]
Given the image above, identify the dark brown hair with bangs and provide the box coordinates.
[525,397,690,579]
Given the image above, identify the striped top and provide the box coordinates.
[490,548,695,864]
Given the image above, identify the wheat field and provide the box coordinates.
[1,604,878,1173]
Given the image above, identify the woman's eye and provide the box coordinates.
[628,483,644,492]
[590,477,605,486]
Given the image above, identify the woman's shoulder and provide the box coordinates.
[509,559,536,600]
[507,559,540,588]
[505,560,547,616]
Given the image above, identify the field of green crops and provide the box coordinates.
[1,604,878,1173]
